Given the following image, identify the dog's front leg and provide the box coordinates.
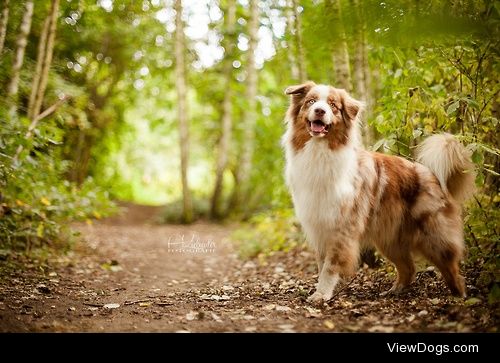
[315,249,325,276]
[308,239,359,305]
[307,258,340,304]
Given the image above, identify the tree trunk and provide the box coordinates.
[326,0,351,91]
[0,0,10,56]
[6,0,34,116]
[210,0,236,219]
[27,16,50,120]
[284,1,299,81]
[291,0,306,82]
[174,0,193,223]
[231,0,259,215]
[29,0,60,120]
[351,0,375,145]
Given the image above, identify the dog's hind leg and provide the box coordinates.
[381,248,416,296]
[418,240,466,297]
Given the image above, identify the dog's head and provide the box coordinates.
[285,81,362,138]
[285,81,362,147]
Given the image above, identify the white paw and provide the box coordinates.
[307,291,330,305]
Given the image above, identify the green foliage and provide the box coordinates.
[0,117,115,250]
[232,209,303,259]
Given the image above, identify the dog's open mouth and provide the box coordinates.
[308,120,330,136]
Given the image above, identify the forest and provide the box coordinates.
[0,0,498,333]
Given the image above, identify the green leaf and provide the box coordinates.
[372,138,385,152]
[446,100,459,115]
[412,129,422,139]
[463,97,479,109]
[471,149,483,164]
[465,297,481,306]
[37,223,44,238]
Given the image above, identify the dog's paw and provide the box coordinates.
[307,291,330,305]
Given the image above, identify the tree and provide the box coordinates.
[326,0,351,91]
[210,0,236,219]
[174,0,193,223]
[6,0,34,116]
[351,0,375,144]
[231,0,259,214]
[27,0,60,120]
[0,0,9,56]
[291,0,306,82]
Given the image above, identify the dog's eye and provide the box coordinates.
[329,101,337,109]
[307,99,316,105]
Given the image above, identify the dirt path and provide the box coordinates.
[0,203,497,332]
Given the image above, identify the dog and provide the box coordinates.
[282,81,475,304]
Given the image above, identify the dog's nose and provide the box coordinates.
[314,108,325,117]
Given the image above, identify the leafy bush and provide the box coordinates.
[232,208,304,259]
[0,115,115,251]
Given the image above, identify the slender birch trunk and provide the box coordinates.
[326,0,351,91]
[0,0,10,56]
[29,0,60,120]
[210,0,236,219]
[231,0,259,213]
[174,0,193,223]
[27,16,49,120]
[291,0,306,82]
[7,0,34,116]
[284,0,299,81]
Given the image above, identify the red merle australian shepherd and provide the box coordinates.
[282,81,475,304]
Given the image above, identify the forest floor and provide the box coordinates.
[0,203,497,332]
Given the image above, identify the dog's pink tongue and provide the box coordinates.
[311,121,325,132]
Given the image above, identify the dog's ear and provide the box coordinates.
[284,81,315,122]
[285,81,315,96]
[339,89,364,123]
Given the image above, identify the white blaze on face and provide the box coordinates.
[307,85,334,125]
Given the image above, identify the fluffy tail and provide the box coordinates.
[416,133,475,203]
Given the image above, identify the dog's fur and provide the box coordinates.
[282,82,475,303]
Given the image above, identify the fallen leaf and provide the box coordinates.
[417,310,428,317]
[186,311,197,321]
[304,306,322,318]
[104,303,120,309]
[263,304,276,310]
[278,324,295,332]
[368,325,394,333]
[324,320,335,329]
[211,312,222,322]
[276,305,292,312]
[465,297,481,306]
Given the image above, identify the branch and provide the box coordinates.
[13,95,71,162]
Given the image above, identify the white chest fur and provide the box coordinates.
[283,132,358,246]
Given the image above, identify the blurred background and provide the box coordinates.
[0,1,498,298]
